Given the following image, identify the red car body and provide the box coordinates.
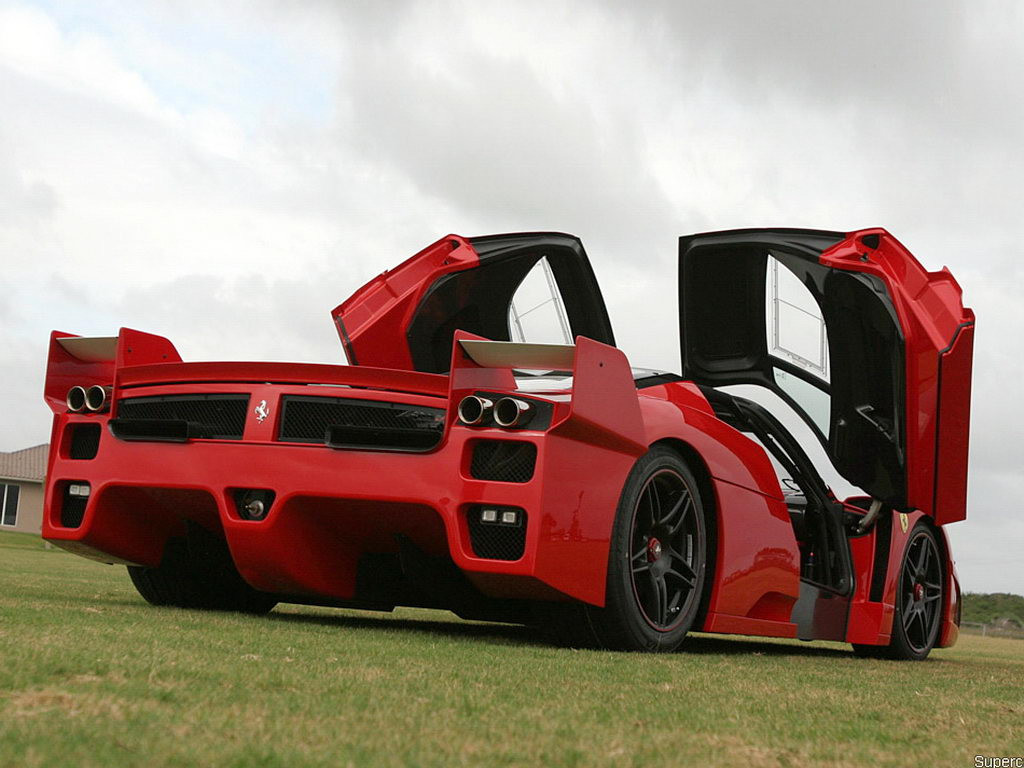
[41,228,974,657]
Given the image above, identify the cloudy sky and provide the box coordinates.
[1,1,1021,592]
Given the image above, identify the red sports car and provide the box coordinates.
[42,228,973,659]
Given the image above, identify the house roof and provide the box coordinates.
[0,444,48,483]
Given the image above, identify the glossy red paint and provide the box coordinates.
[118,360,448,398]
[844,509,889,646]
[701,482,800,638]
[332,236,480,369]
[43,332,648,607]
[842,508,961,648]
[44,330,115,413]
[635,383,802,635]
[939,533,961,648]
[819,230,975,523]
[42,228,972,656]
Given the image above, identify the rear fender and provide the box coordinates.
[448,334,645,606]
[639,386,801,634]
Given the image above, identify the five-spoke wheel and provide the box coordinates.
[555,446,709,651]
[853,520,945,661]
[628,468,703,632]
[896,525,944,658]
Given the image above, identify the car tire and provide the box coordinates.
[127,527,277,615]
[852,521,944,661]
[558,446,709,652]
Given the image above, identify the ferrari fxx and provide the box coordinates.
[42,228,974,658]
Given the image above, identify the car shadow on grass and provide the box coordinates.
[80,595,947,661]
[266,610,861,658]
[682,634,853,658]
[265,608,553,648]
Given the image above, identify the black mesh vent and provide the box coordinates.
[116,394,249,440]
[467,507,527,561]
[68,424,101,460]
[280,396,444,451]
[470,441,537,483]
[60,490,87,529]
[869,510,893,603]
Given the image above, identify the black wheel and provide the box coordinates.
[128,525,277,615]
[891,523,944,659]
[853,521,944,661]
[552,447,709,651]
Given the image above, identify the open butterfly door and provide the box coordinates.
[332,232,615,374]
[679,228,974,524]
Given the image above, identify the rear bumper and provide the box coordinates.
[43,412,631,608]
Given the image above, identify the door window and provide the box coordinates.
[765,254,831,435]
[766,255,829,380]
[508,257,573,345]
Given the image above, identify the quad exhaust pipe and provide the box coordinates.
[66,386,87,412]
[457,395,493,426]
[457,395,534,428]
[85,385,112,413]
[66,384,112,413]
[493,397,533,428]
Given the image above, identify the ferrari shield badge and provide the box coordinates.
[899,512,909,534]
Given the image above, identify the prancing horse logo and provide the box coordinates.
[254,399,270,423]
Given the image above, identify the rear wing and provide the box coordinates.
[45,328,449,414]
[44,329,181,413]
[447,333,647,456]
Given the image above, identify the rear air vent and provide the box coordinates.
[60,485,89,529]
[68,423,101,460]
[470,441,537,483]
[114,394,250,441]
[279,396,445,452]
[467,506,527,561]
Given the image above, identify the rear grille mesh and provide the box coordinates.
[60,490,87,529]
[116,394,250,440]
[68,424,101,460]
[467,507,528,561]
[279,396,445,451]
[470,441,537,483]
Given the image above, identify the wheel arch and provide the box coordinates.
[927,518,961,647]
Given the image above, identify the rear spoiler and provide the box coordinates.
[448,333,647,456]
[457,340,576,371]
[44,329,181,413]
[45,328,449,415]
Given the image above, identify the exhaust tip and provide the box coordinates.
[457,395,493,426]
[494,397,533,428]
[66,386,87,412]
[85,385,112,413]
[233,489,275,521]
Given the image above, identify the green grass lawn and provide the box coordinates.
[1,531,1021,767]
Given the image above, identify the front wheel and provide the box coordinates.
[853,521,944,661]
[576,447,710,651]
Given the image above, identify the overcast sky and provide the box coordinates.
[1,0,1021,593]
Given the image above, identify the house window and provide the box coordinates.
[1,484,19,526]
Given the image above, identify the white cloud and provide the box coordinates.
[1,0,1021,593]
